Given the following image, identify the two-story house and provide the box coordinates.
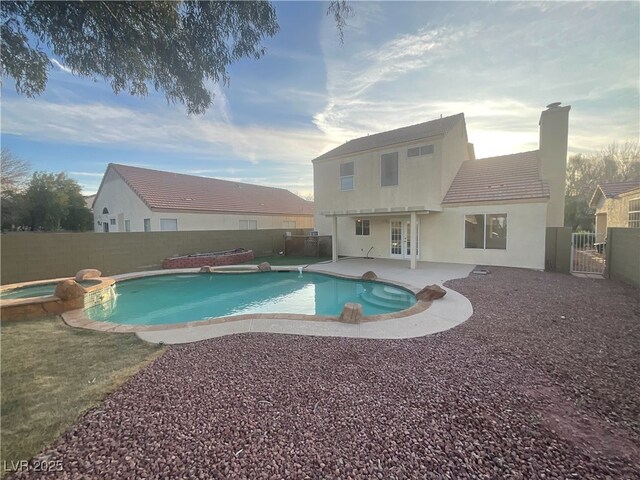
[92,164,314,232]
[313,103,570,270]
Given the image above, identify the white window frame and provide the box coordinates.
[629,197,640,228]
[340,162,354,191]
[109,218,116,226]
[124,220,131,232]
[463,213,508,250]
[282,220,296,229]
[143,218,151,232]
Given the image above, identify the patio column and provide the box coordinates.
[410,211,417,270]
[332,215,338,262]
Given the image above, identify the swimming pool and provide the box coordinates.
[85,272,416,326]
[0,279,102,300]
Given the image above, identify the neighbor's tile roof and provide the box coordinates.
[442,151,549,205]
[109,164,313,215]
[313,113,464,162]
[598,180,640,198]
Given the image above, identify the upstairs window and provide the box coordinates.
[283,220,296,229]
[102,207,109,214]
[465,214,507,249]
[340,162,354,191]
[407,144,435,157]
[381,152,398,186]
[143,218,151,232]
[355,219,370,236]
[629,198,640,228]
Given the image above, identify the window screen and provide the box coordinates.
[381,153,398,186]
[464,215,485,248]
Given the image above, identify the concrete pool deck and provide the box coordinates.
[135,259,475,344]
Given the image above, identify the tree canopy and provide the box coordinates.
[565,141,640,231]
[1,0,351,115]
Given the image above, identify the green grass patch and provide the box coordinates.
[0,316,164,469]
[243,255,332,266]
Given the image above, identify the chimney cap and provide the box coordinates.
[546,102,562,109]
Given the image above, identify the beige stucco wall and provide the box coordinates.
[313,117,472,231]
[313,137,445,221]
[94,168,313,232]
[421,202,548,269]
[321,201,548,269]
[148,212,313,231]
[539,105,570,227]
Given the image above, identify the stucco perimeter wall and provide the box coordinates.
[1,229,310,284]
[606,228,640,287]
[420,202,548,269]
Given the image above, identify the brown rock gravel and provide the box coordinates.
[12,268,640,479]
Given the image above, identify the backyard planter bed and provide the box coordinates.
[161,248,254,269]
[8,268,639,479]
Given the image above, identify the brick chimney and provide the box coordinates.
[539,102,571,227]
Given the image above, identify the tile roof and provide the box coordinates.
[442,151,549,205]
[108,164,313,216]
[313,113,465,162]
[598,180,640,198]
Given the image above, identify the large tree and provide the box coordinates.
[565,141,640,230]
[22,172,93,231]
[0,149,31,230]
[1,0,351,115]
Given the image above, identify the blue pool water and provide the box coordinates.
[85,272,416,326]
[1,280,101,300]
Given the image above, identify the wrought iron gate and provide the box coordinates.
[570,232,606,275]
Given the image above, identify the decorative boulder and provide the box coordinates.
[54,279,86,301]
[416,284,446,302]
[361,271,377,281]
[75,269,101,281]
[199,266,215,273]
[338,303,363,324]
[257,262,272,272]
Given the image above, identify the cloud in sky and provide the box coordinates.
[1,1,638,196]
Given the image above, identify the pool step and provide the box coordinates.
[359,286,414,310]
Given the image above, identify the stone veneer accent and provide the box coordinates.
[162,250,254,269]
[1,277,115,322]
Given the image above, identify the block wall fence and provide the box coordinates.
[606,228,640,287]
[1,229,310,284]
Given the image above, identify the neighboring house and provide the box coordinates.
[313,103,570,270]
[589,180,640,243]
[92,164,314,232]
[83,194,96,211]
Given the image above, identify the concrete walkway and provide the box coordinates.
[136,259,475,344]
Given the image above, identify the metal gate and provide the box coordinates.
[570,232,606,275]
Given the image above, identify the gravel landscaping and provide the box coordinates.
[10,267,640,479]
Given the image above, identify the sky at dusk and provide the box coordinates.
[1,1,638,198]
